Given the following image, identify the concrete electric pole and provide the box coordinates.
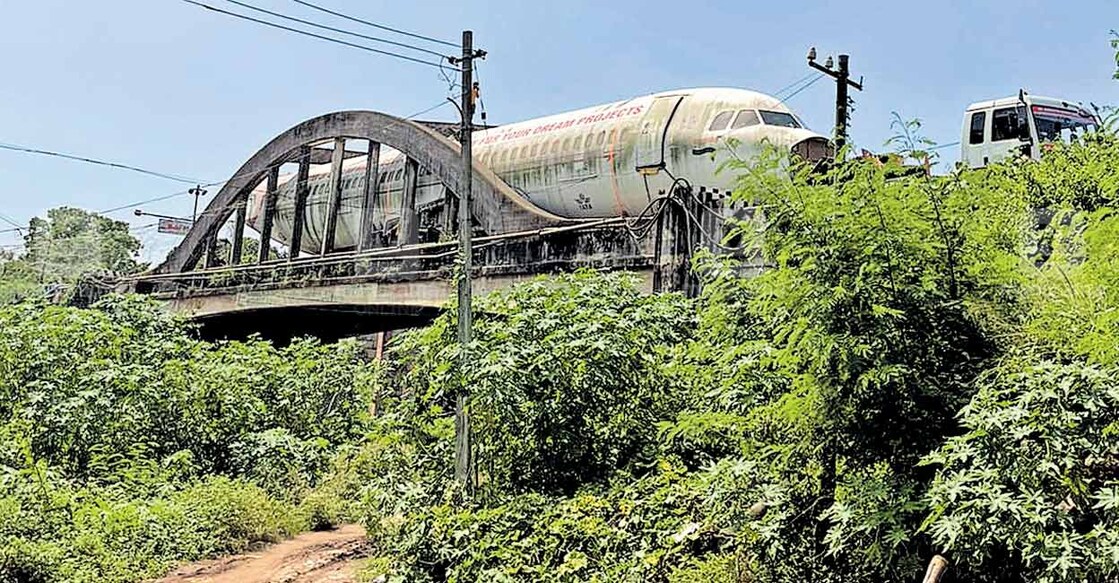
[807,49,863,158]
[448,30,485,494]
[187,186,208,222]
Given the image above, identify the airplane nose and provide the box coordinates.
[791,136,833,163]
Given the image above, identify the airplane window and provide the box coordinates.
[551,140,560,155]
[731,110,760,129]
[531,144,539,157]
[709,111,733,131]
[574,136,583,151]
[597,132,606,146]
[758,111,802,128]
[562,137,572,153]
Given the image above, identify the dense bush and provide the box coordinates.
[343,128,1119,583]
[393,271,693,496]
[0,296,378,582]
[6,118,1119,583]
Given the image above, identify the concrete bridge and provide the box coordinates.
[128,110,739,341]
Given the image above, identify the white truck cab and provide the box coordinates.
[961,91,1099,168]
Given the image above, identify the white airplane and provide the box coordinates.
[248,87,829,252]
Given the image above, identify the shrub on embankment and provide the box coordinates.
[337,131,1119,583]
[0,296,378,582]
[6,129,1119,583]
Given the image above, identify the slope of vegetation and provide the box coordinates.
[0,297,377,582]
[328,128,1119,583]
[5,121,1119,583]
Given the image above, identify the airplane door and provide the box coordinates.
[635,95,684,174]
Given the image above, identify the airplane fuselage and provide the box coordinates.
[249,87,827,253]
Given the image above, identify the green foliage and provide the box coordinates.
[24,207,142,278]
[0,207,146,305]
[1112,30,1118,79]
[0,297,378,582]
[1004,130,1119,210]
[0,253,42,305]
[8,101,1119,583]
[0,474,302,583]
[395,271,693,496]
[0,297,371,478]
[360,464,721,583]
[923,360,1119,582]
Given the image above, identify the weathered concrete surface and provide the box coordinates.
[137,222,663,340]
[167,269,656,320]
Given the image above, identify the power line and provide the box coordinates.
[405,100,452,120]
[290,0,458,49]
[97,188,202,216]
[772,72,817,98]
[218,0,450,60]
[0,142,202,184]
[0,106,453,238]
[179,0,454,70]
[0,213,24,232]
[778,73,825,105]
[928,141,961,151]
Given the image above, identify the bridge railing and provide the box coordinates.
[130,219,654,298]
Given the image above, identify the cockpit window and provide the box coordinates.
[708,111,733,131]
[731,110,760,129]
[758,110,801,128]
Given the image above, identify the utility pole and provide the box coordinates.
[807,49,863,157]
[189,185,208,223]
[448,30,485,495]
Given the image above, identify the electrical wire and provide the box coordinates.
[0,213,24,232]
[218,0,451,60]
[289,0,458,48]
[928,141,961,151]
[0,108,452,239]
[178,0,454,70]
[405,100,452,120]
[777,73,825,105]
[771,72,817,98]
[0,141,203,184]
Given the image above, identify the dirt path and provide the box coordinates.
[155,524,370,583]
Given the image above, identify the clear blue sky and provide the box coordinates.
[0,0,1115,260]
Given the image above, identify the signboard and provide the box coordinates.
[157,218,193,236]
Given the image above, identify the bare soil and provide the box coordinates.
[154,524,370,583]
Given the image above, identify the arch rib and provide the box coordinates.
[155,110,572,275]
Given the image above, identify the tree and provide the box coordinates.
[23,207,142,280]
[0,207,144,303]
[0,249,40,304]
[1112,30,1118,79]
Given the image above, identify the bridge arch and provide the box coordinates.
[155,110,570,274]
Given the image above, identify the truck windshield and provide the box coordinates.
[758,110,801,128]
[1032,105,1098,143]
